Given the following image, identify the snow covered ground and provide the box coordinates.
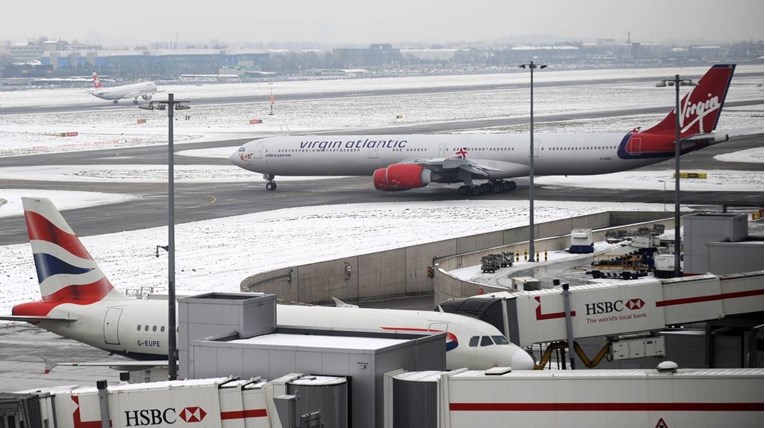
[0,66,762,316]
[449,240,625,286]
[0,65,761,157]
[0,197,671,315]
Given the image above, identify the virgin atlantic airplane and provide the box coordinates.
[230,64,735,195]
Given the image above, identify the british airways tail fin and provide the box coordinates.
[643,64,736,136]
[92,72,103,89]
[16,197,124,316]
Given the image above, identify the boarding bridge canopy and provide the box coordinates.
[502,272,763,347]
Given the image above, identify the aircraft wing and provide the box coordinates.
[414,157,530,179]
[41,356,168,374]
[0,315,77,323]
[123,89,152,99]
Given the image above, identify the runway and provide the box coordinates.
[0,130,761,245]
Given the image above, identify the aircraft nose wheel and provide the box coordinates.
[265,181,277,191]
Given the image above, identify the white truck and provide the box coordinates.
[569,228,594,253]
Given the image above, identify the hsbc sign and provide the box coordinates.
[585,298,646,315]
[124,406,207,426]
[514,281,666,346]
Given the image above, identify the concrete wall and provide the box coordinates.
[240,211,671,305]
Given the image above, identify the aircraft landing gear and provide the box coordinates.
[456,180,516,197]
[264,174,277,191]
[132,99,139,105]
[112,100,119,105]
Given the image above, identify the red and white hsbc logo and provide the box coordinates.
[179,407,207,423]
[124,406,207,426]
[586,298,645,315]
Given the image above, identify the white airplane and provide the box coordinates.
[0,197,534,371]
[90,72,158,105]
[230,64,735,195]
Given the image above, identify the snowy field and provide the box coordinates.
[0,65,762,157]
[0,66,762,316]
[0,197,670,314]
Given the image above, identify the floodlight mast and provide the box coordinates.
[657,75,695,277]
[519,61,547,263]
[138,93,190,380]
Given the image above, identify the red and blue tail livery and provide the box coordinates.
[13,198,120,318]
[617,64,735,160]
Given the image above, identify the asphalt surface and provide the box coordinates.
[0,129,761,245]
[3,71,761,116]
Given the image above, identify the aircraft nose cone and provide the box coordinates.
[511,348,535,370]
[229,149,242,166]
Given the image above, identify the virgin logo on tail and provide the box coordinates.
[92,72,103,89]
[678,88,721,134]
[643,64,735,138]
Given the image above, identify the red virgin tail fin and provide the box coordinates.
[92,72,103,89]
[643,64,735,137]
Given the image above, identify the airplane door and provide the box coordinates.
[252,141,264,159]
[428,321,449,333]
[438,143,446,158]
[104,307,123,345]
[369,147,378,159]
[533,138,541,157]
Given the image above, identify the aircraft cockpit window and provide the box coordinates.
[238,146,245,152]
[480,336,493,347]
[492,335,509,345]
[469,336,479,347]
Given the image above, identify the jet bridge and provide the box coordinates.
[506,272,763,347]
[440,272,763,366]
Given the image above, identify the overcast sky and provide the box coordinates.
[2,0,762,47]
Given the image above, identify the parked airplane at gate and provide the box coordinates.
[90,73,158,105]
[230,64,735,195]
[0,197,534,371]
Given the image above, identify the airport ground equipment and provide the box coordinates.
[6,367,762,428]
[386,367,764,428]
[8,374,348,428]
[440,272,764,367]
[569,228,594,253]
[480,255,500,273]
[510,276,540,291]
[653,254,679,278]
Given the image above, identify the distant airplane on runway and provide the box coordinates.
[90,72,158,105]
[0,197,534,371]
[230,64,735,195]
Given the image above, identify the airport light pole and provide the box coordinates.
[658,180,667,212]
[139,93,190,380]
[519,61,546,263]
[656,76,695,277]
